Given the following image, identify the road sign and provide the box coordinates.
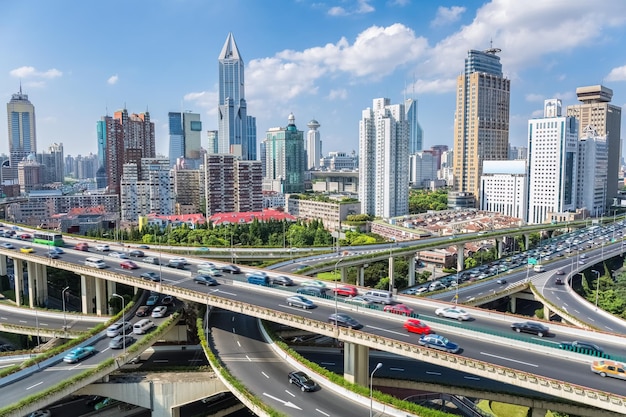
[528,257,537,265]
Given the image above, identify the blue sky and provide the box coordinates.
[2,0,626,159]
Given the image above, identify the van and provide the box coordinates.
[247,274,270,286]
[428,281,446,292]
[85,257,107,269]
[533,265,545,273]
[363,289,394,305]
[133,319,155,335]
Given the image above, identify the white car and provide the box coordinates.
[108,251,128,259]
[106,321,132,338]
[0,242,15,249]
[170,257,188,265]
[435,307,471,321]
[151,306,168,318]
[300,280,327,288]
[198,261,216,269]
[95,244,110,251]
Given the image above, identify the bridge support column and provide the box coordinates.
[95,278,107,316]
[531,407,547,417]
[509,294,517,314]
[524,234,530,251]
[357,266,365,286]
[37,264,48,307]
[14,259,24,306]
[343,342,369,386]
[407,256,415,286]
[0,255,7,276]
[456,244,465,272]
[27,261,38,307]
[543,303,551,320]
[81,275,96,314]
[339,266,347,283]
[496,238,503,258]
[388,256,394,290]
[107,280,117,302]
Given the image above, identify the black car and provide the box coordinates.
[288,371,317,392]
[129,250,145,257]
[559,340,604,355]
[511,321,550,337]
[272,275,294,286]
[140,272,161,282]
[220,264,241,274]
[328,313,363,329]
[167,260,186,269]
[194,274,218,286]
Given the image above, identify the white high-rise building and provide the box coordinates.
[479,160,527,219]
[120,159,174,222]
[527,99,579,224]
[576,125,608,217]
[359,98,409,218]
[409,151,437,187]
[305,119,322,170]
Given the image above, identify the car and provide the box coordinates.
[19,233,32,240]
[109,335,135,349]
[120,260,139,270]
[136,306,151,317]
[27,410,51,417]
[146,295,160,306]
[198,261,216,269]
[555,277,565,285]
[579,260,586,265]
[140,272,161,282]
[417,334,460,353]
[84,396,104,407]
[286,295,316,309]
[194,274,218,286]
[288,371,317,392]
[48,247,64,254]
[94,397,120,411]
[555,269,565,275]
[129,250,145,257]
[591,360,626,380]
[20,246,34,253]
[151,305,168,318]
[301,280,327,288]
[47,251,60,259]
[559,340,604,354]
[332,285,358,297]
[63,346,96,363]
[138,245,150,249]
[0,344,15,352]
[496,278,507,284]
[383,304,415,316]
[347,296,373,306]
[511,321,550,337]
[403,318,432,335]
[106,321,132,337]
[170,257,188,265]
[200,267,223,277]
[143,256,160,265]
[220,264,241,274]
[435,307,471,321]
[272,275,294,286]
[328,313,363,329]
[167,260,186,269]
[74,242,89,251]
[0,242,15,249]
[109,251,128,259]
[95,244,110,251]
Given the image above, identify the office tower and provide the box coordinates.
[204,154,236,215]
[429,145,448,170]
[452,48,510,206]
[405,98,423,154]
[120,159,174,222]
[38,143,64,184]
[409,152,438,187]
[246,115,257,160]
[17,154,43,194]
[218,33,256,160]
[6,86,37,182]
[207,130,218,154]
[480,160,527,219]
[359,98,409,218]
[509,145,528,160]
[566,85,622,209]
[305,119,322,170]
[263,113,305,193]
[576,125,608,217]
[527,99,579,224]
[168,111,202,168]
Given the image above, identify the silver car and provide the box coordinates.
[286,295,316,309]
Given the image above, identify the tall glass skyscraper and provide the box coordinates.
[6,86,37,181]
[405,98,423,154]
[168,111,202,168]
[218,33,256,160]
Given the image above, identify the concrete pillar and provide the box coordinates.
[14,259,23,306]
[388,256,394,291]
[524,234,530,251]
[456,243,465,272]
[339,266,347,283]
[531,408,547,417]
[81,275,96,314]
[496,238,503,258]
[343,342,369,386]
[509,294,517,314]
[95,278,107,316]
[407,256,415,286]
[37,264,48,307]
[107,280,117,301]
[543,303,551,321]
[358,266,366,287]
[27,261,37,308]
[0,255,7,276]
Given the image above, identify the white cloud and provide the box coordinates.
[606,65,626,81]
[327,89,348,100]
[107,74,119,85]
[525,93,544,102]
[406,78,457,94]
[531,109,544,118]
[388,0,410,6]
[327,0,374,16]
[184,90,219,119]
[431,6,466,27]
[328,6,347,16]
[9,66,62,79]
[23,81,46,89]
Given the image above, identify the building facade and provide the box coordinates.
[452,48,510,206]
[319,151,358,171]
[409,151,438,188]
[168,111,203,168]
[263,113,305,194]
[234,160,263,212]
[479,160,527,219]
[172,167,203,214]
[305,119,322,170]
[285,195,360,232]
[120,159,174,222]
[205,153,236,215]
[576,125,608,216]
[6,87,37,182]
[359,98,409,218]
[405,98,423,154]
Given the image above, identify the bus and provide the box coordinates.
[33,232,64,246]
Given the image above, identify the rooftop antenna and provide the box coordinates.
[485,39,501,55]
[19,80,22,94]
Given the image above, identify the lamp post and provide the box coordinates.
[61,286,70,335]
[591,270,600,309]
[370,362,383,417]
[112,293,126,353]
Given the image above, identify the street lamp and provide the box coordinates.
[112,293,126,353]
[61,286,70,335]
[591,270,600,309]
[370,362,383,417]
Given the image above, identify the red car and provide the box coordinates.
[332,285,358,297]
[74,242,89,251]
[403,318,431,335]
[120,260,139,270]
[383,303,415,316]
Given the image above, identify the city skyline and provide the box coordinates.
[2,1,626,158]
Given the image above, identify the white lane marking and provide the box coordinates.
[216,289,237,296]
[19,320,27,324]
[321,362,335,366]
[464,376,480,380]
[365,325,409,337]
[232,316,235,322]
[285,390,296,397]
[574,309,580,314]
[480,352,538,367]
[280,304,314,314]
[316,409,330,416]
[261,371,270,379]
[606,326,614,331]
[0,317,6,320]
[246,355,251,362]
[27,381,43,390]
[263,393,302,410]
[232,327,237,334]
[426,371,441,375]
[237,341,241,347]
[588,317,595,322]
[389,367,404,371]
[555,296,561,301]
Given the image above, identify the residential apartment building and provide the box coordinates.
[285,195,360,232]
[205,154,236,215]
[172,167,203,214]
[120,159,174,222]
[359,98,409,219]
[479,160,527,219]
[409,151,438,188]
[234,160,263,212]
[452,48,510,206]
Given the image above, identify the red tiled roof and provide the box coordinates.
[209,209,296,225]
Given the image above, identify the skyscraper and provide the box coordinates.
[218,33,256,160]
[566,85,622,210]
[168,111,202,168]
[405,98,423,154]
[6,86,37,182]
[452,48,510,206]
[359,98,409,219]
[305,119,322,170]
[263,113,305,193]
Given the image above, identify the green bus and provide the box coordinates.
[33,232,64,246]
